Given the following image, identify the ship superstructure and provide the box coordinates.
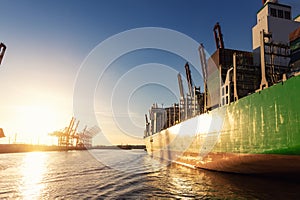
[144,0,300,175]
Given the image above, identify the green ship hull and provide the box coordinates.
[145,76,300,175]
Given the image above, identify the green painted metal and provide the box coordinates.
[212,75,300,155]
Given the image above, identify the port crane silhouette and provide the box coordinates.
[49,117,100,148]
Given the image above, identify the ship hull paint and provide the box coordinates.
[144,76,300,174]
[147,149,300,175]
[180,152,300,175]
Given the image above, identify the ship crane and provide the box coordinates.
[184,62,194,98]
[213,22,225,49]
[0,43,6,139]
[177,73,185,99]
[177,73,186,121]
[198,44,208,112]
[144,114,150,137]
[184,62,202,117]
[145,114,150,126]
[0,43,6,65]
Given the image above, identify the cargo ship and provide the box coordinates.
[144,0,300,176]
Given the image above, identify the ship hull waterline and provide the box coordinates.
[144,76,300,176]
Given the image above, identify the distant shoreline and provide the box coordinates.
[91,145,146,150]
[0,144,87,154]
[0,144,146,154]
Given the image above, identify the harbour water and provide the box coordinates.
[0,149,300,199]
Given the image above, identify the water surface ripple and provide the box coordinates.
[0,150,299,199]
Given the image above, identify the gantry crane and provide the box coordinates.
[76,125,100,148]
[49,117,100,148]
[50,117,79,147]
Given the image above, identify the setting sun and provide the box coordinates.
[17,105,57,144]
[1,104,70,145]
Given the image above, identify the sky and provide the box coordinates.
[0,0,299,145]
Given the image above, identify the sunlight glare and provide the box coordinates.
[18,152,48,199]
[13,105,62,145]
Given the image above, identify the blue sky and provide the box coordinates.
[0,0,299,145]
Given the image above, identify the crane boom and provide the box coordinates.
[177,73,185,99]
[0,43,7,138]
[213,22,224,49]
[145,114,149,124]
[66,117,75,136]
[198,44,207,82]
[0,43,6,65]
[71,120,80,136]
[198,43,208,112]
[184,62,193,97]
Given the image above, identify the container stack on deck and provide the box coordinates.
[289,26,300,74]
[145,0,300,138]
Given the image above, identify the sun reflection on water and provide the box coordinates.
[18,152,48,200]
